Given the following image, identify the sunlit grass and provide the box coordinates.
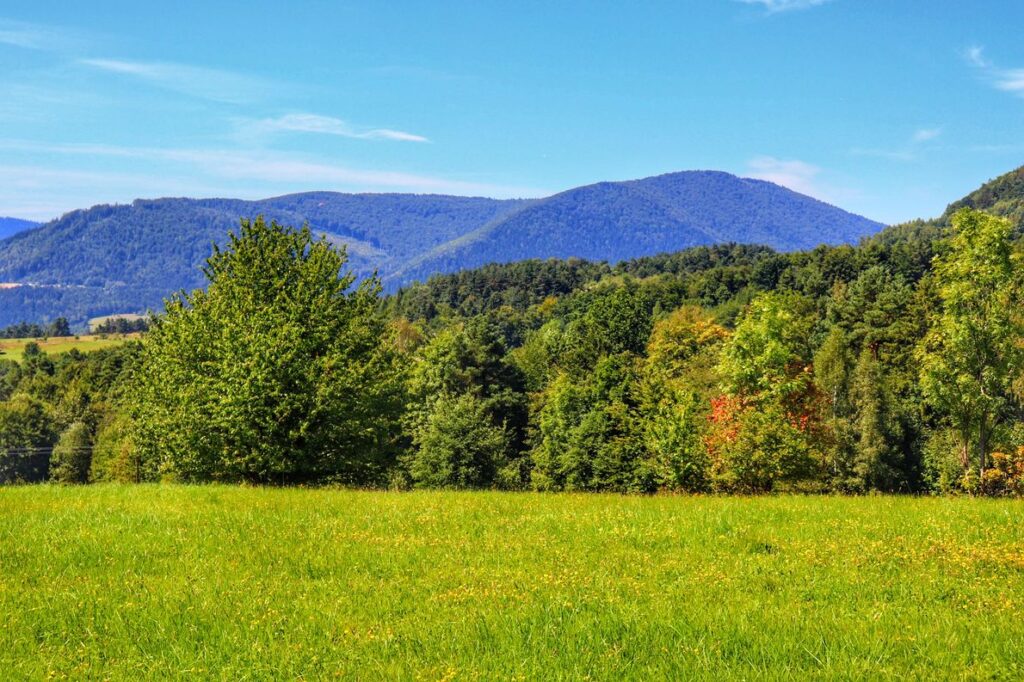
[0,334,138,362]
[1,486,1022,679]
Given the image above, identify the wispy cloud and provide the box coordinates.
[79,58,272,104]
[994,70,1024,95]
[850,127,942,163]
[964,45,989,68]
[964,45,1024,98]
[0,140,545,219]
[736,0,832,14]
[912,127,942,143]
[745,156,826,197]
[0,18,84,50]
[744,155,861,208]
[243,113,429,143]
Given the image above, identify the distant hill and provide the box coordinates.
[0,171,883,326]
[945,165,1024,227]
[0,217,39,241]
[389,171,882,285]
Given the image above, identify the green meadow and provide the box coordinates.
[1,486,1022,679]
[0,334,137,363]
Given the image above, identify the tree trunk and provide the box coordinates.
[978,415,988,480]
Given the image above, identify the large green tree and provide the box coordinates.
[917,209,1024,481]
[131,217,405,484]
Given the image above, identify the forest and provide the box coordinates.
[0,206,1022,495]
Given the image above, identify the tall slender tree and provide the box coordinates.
[917,209,1024,480]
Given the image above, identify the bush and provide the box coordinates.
[407,393,511,489]
[49,422,92,484]
[90,413,144,483]
[709,403,817,493]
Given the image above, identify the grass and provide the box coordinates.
[0,334,137,362]
[1,486,1022,680]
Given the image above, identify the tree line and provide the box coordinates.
[2,211,1022,494]
[0,318,71,339]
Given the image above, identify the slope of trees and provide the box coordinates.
[3,208,1024,495]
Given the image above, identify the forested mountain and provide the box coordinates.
[0,171,881,326]
[0,195,531,326]
[0,217,38,241]
[389,172,882,284]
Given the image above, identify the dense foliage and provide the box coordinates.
[93,317,149,334]
[129,217,404,484]
[0,318,72,339]
[3,202,1024,495]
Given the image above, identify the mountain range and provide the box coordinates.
[0,170,889,326]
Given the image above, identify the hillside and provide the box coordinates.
[0,171,882,326]
[0,195,531,326]
[388,171,882,285]
[0,217,39,241]
[870,164,1024,247]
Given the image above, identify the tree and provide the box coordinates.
[406,393,512,489]
[850,347,903,490]
[813,326,857,487]
[50,422,92,484]
[90,413,145,483]
[708,403,816,493]
[130,217,405,484]
[47,318,72,337]
[717,291,816,405]
[638,306,726,492]
[559,281,653,373]
[917,209,1024,481]
[531,353,651,492]
[0,394,55,483]
[403,317,529,487]
[710,292,824,491]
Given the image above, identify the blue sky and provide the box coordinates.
[1,0,1023,224]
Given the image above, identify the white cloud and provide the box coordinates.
[737,0,831,14]
[912,127,942,143]
[964,46,1024,99]
[0,141,546,218]
[744,155,863,209]
[0,18,84,50]
[964,45,989,68]
[745,156,826,197]
[244,113,429,143]
[994,69,1024,94]
[79,58,272,104]
[849,127,942,164]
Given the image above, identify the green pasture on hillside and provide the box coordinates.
[1,486,1022,679]
[0,334,137,362]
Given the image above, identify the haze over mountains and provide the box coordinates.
[0,218,38,242]
[0,170,889,326]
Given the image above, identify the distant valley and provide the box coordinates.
[0,217,39,242]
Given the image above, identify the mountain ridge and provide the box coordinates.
[0,170,883,326]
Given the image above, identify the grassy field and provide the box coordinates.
[0,334,137,362]
[1,487,1022,679]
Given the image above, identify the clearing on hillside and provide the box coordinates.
[0,334,138,363]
